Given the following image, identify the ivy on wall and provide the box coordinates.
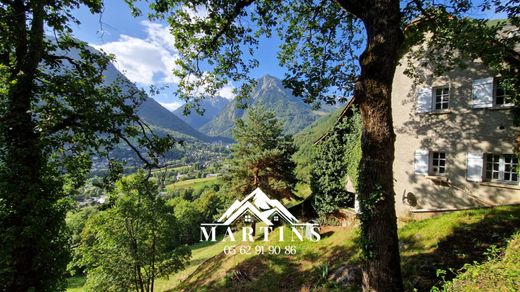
[310,107,362,215]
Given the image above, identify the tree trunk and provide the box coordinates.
[1,2,54,291]
[338,0,405,291]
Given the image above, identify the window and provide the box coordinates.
[473,77,515,108]
[495,81,513,106]
[244,214,252,223]
[485,154,518,183]
[273,215,279,222]
[434,87,450,110]
[431,152,446,175]
[414,149,447,176]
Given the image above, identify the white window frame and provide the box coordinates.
[494,80,514,107]
[244,214,252,223]
[414,149,448,176]
[433,87,450,111]
[485,154,519,184]
[273,215,279,222]
[431,151,447,176]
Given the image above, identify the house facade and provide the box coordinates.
[392,62,520,217]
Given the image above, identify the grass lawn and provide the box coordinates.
[154,236,231,291]
[165,177,219,192]
[67,205,520,291]
[65,276,86,292]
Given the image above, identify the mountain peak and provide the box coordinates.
[258,74,282,86]
[260,74,279,80]
[255,74,286,97]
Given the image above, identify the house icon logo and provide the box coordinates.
[199,188,320,243]
[216,188,299,226]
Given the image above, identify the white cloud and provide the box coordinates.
[92,18,235,102]
[218,84,236,100]
[158,101,182,111]
[92,21,179,85]
[181,72,236,100]
[183,5,209,20]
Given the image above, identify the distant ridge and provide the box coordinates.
[98,50,231,143]
[173,96,230,129]
[199,75,334,138]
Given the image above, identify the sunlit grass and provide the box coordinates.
[165,177,219,192]
[67,205,520,291]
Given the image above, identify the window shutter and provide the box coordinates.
[472,77,494,108]
[354,194,361,214]
[466,152,484,182]
[414,149,429,175]
[416,87,432,113]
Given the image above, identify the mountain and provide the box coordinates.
[136,97,214,142]
[98,52,231,143]
[199,75,333,138]
[173,96,229,129]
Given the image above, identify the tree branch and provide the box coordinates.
[334,0,367,19]
[42,54,86,77]
[46,113,82,134]
[0,0,14,6]
[198,0,255,59]
[115,130,159,170]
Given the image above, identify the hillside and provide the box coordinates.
[199,75,332,138]
[65,193,520,291]
[157,205,520,291]
[173,96,230,129]
[292,107,345,181]
[89,47,223,143]
[136,97,215,142]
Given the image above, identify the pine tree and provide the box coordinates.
[226,106,298,200]
[132,0,520,289]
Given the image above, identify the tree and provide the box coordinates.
[226,106,298,200]
[78,171,190,291]
[133,0,520,290]
[311,108,361,215]
[0,1,175,290]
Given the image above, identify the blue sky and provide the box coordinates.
[71,1,505,111]
[72,2,284,111]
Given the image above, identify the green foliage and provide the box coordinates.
[136,1,520,290]
[164,179,238,244]
[311,109,361,215]
[225,106,298,199]
[78,171,190,291]
[169,197,201,244]
[314,261,331,287]
[0,1,176,290]
[430,232,520,292]
[293,107,345,182]
[402,8,520,107]
[66,206,99,276]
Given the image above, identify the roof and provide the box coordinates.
[314,97,356,145]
